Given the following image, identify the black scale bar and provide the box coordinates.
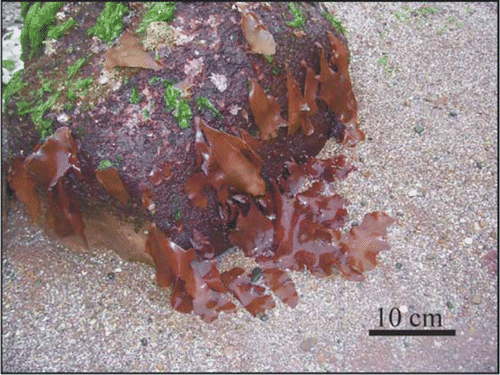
[369,329,456,336]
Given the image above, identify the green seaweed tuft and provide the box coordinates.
[196,97,222,120]
[2,60,17,71]
[164,82,192,129]
[47,17,77,39]
[98,159,115,170]
[130,85,140,104]
[2,71,27,112]
[21,2,64,59]
[136,2,177,33]
[322,12,347,35]
[87,2,130,43]
[67,57,87,79]
[286,3,306,29]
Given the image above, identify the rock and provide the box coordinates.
[3,2,394,322]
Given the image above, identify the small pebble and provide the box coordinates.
[472,295,481,305]
[106,272,115,281]
[141,338,148,346]
[449,110,459,117]
[251,267,263,284]
[464,237,473,245]
[413,123,424,134]
[260,314,269,322]
[408,189,418,197]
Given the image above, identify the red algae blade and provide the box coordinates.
[198,118,266,197]
[6,157,41,223]
[221,267,276,316]
[338,212,395,281]
[24,127,80,189]
[261,266,299,307]
[46,179,88,247]
[286,65,314,136]
[145,224,236,322]
[95,167,130,204]
[249,79,287,141]
[240,10,276,55]
[104,29,163,71]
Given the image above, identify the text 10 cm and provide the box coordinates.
[379,307,443,328]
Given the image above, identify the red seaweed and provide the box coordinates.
[6,157,41,223]
[221,267,276,317]
[103,29,163,71]
[95,167,130,205]
[7,127,88,246]
[286,64,315,137]
[46,179,87,247]
[185,117,266,208]
[248,78,287,141]
[4,3,395,323]
[24,127,81,189]
[337,211,395,281]
[145,223,237,322]
[239,9,277,55]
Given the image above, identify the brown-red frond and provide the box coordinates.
[6,156,41,223]
[185,118,266,206]
[240,11,276,55]
[337,211,395,281]
[46,179,88,247]
[95,167,130,204]
[229,200,274,258]
[221,267,275,316]
[145,224,236,322]
[249,79,287,141]
[103,29,163,71]
[286,65,315,137]
[24,127,80,189]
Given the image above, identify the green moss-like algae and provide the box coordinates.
[196,97,222,120]
[47,17,77,39]
[286,3,306,29]
[136,2,177,33]
[21,2,64,59]
[130,85,141,104]
[163,81,192,129]
[87,2,130,43]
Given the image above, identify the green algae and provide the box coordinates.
[130,85,140,104]
[163,81,192,129]
[2,71,27,113]
[68,77,93,102]
[149,76,161,86]
[286,3,306,29]
[136,2,177,33]
[47,17,77,39]
[67,57,87,79]
[2,60,16,71]
[321,12,347,35]
[21,2,64,59]
[87,2,130,43]
[196,97,222,120]
[98,159,115,170]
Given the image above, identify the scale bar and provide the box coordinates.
[369,329,456,336]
